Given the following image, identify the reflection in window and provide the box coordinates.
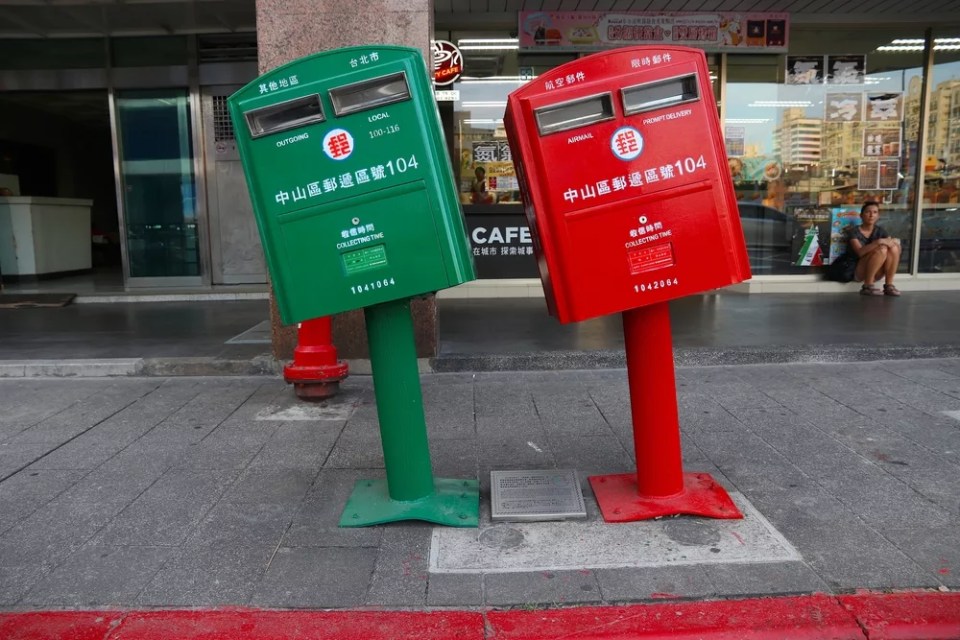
[920,45,960,273]
[454,78,524,206]
[116,89,200,278]
[452,53,718,208]
[724,42,922,276]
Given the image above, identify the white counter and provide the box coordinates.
[0,196,93,278]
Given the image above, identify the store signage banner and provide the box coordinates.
[466,215,538,279]
[518,11,788,52]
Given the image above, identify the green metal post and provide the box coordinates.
[365,297,434,500]
[339,297,479,527]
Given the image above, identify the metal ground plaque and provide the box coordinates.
[490,469,586,521]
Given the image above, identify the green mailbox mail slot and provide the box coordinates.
[229,46,475,324]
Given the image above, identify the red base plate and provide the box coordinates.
[588,472,743,522]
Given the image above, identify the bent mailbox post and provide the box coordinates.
[229,46,478,527]
[505,46,751,522]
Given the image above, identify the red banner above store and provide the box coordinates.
[518,12,789,53]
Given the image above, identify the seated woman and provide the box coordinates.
[846,201,902,296]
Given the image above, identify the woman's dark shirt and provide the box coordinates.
[844,224,889,249]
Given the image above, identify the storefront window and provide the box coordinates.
[445,25,948,281]
[454,78,522,207]
[115,89,200,278]
[920,36,960,273]
[725,28,924,275]
[446,34,545,278]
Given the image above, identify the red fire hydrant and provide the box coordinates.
[283,317,349,401]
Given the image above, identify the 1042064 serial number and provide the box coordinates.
[351,277,396,295]
[634,277,679,293]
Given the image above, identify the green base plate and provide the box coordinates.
[339,477,479,528]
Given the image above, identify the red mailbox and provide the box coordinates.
[505,46,750,523]
[505,45,749,323]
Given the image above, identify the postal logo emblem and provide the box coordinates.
[324,128,354,160]
[611,126,643,161]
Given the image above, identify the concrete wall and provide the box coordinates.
[255,0,437,360]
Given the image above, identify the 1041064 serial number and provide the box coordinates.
[634,277,679,293]
[351,277,396,295]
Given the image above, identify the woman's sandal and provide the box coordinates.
[883,284,901,297]
[860,284,883,296]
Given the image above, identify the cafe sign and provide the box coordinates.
[432,40,463,86]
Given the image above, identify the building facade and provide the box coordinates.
[1,1,960,299]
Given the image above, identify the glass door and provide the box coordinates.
[115,89,201,283]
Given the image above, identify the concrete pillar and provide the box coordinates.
[255,0,438,361]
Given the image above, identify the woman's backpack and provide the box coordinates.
[824,250,857,282]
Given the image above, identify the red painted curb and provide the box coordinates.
[838,592,960,640]
[0,592,958,639]
[0,611,121,640]
[111,610,485,640]
[486,594,863,639]
[0,610,485,640]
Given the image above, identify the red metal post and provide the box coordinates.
[588,301,742,522]
[283,317,349,401]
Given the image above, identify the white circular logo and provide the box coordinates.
[323,128,354,161]
[610,126,643,161]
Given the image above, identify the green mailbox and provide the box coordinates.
[229,46,479,529]
[229,45,475,323]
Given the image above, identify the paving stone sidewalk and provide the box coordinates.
[1,358,958,609]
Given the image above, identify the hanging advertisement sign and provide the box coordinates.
[878,159,901,190]
[858,161,880,190]
[863,127,902,158]
[825,92,864,122]
[785,55,824,84]
[865,92,904,122]
[724,126,745,157]
[826,54,865,84]
[518,11,789,52]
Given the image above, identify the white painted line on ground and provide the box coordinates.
[429,492,800,574]
[943,410,960,422]
[226,321,272,344]
[256,403,355,421]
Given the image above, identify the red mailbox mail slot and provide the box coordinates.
[505,45,750,324]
